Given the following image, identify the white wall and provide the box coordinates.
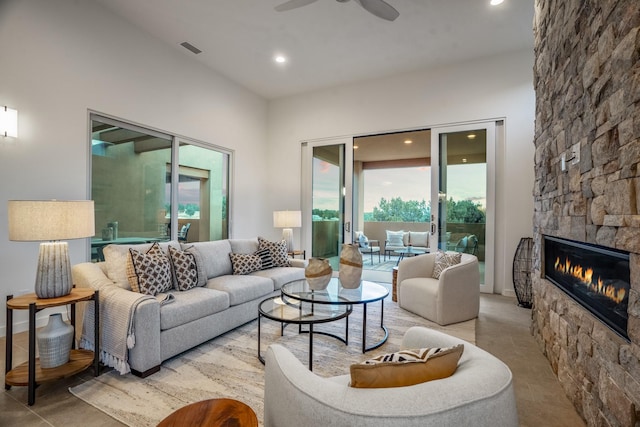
[0,0,269,335]
[267,49,536,295]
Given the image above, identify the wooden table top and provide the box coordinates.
[157,398,258,427]
[7,288,95,310]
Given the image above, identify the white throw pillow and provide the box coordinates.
[358,233,370,248]
[386,230,405,247]
[410,231,429,247]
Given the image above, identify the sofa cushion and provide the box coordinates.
[186,240,233,278]
[251,266,305,290]
[255,248,275,270]
[128,244,174,296]
[103,240,180,288]
[258,237,289,267]
[349,344,464,388]
[206,275,274,306]
[386,230,405,247]
[168,246,206,291]
[229,238,259,254]
[409,231,429,247]
[160,287,230,330]
[229,253,262,275]
[432,250,462,279]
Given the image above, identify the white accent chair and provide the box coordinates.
[397,252,480,325]
[263,326,518,427]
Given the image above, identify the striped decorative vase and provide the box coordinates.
[339,243,363,289]
[37,313,74,368]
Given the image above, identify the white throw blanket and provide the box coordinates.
[80,286,173,375]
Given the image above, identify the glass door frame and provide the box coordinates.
[301,137,354,260]
[430,121,496,293]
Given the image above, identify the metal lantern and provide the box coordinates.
[513,237,533,308]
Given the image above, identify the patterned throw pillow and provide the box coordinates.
[349,344,464,388]
[255,248,275,270]
[126,243,168,293]
[258,237,289,267]
[128,244,173,295]
[168,246,206,291]
[432,250,463,279]
[229,253,262,275]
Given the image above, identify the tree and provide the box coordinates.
[446,198,485,223]
[370,197,430,222]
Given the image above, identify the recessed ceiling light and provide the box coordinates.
[274,55,287,63]
[462,158,468,163]
[467,134,476,139]
[490,0,504,5]
[353,145,359,149]
[404,139,412,144]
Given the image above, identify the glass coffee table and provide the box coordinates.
[281,278,389,353]
[394,247,427,265]
[258,296,351,371]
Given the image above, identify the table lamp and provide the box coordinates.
[8,200,95,299]
[273,210,301,252]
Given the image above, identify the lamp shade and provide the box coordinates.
[8,200,95,241]
[273,210,302,229]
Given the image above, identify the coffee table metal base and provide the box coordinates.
[258,296,351,371]
[362,300,388,352]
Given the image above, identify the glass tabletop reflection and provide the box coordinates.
[281,278,389,305]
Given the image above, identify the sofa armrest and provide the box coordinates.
[397,253,436,283]
[436,254,480,324]
[401,326,466,350]
[73,262,116,291]
[72,262,162,374]
[289,258,308,268]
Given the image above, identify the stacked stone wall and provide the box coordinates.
[532,0,640,425]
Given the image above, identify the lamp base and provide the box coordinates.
[35,242,72,299]
[282,228,294,253]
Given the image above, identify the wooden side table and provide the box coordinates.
[392,266,399,302]
[158,398,258,427]
[5,288,100,406]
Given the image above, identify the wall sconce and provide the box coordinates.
[0,106,18,138]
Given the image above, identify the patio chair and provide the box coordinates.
[178,223,191,242]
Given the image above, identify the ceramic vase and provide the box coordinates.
[339,243,363,289]
[305,258,333,290]
[37,313,74,368]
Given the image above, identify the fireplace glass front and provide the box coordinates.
[543,236,629,341]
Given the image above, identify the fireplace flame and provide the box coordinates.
[554,257,626,304]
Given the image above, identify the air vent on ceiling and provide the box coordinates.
[180,42,202,55]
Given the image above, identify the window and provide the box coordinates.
[90,114,230,260]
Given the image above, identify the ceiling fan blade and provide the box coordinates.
[354,0,399,21]
[275,0,320,12]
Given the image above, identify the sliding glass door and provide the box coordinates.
[301,138,353,270]
[90,114,230,260]
[430,122,495,293]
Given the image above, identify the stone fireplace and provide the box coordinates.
[532,0,640,426]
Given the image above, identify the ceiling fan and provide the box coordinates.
[275,0,399,22]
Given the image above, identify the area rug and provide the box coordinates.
[69,287,475,427]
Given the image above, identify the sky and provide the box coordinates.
[312,158,487,212]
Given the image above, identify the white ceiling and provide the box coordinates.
[95,0,534,100]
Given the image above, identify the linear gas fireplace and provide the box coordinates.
[543,236,630,341]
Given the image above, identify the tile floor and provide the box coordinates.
[1,294,585,426]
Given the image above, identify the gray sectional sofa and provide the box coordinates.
[72,238,305,377]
